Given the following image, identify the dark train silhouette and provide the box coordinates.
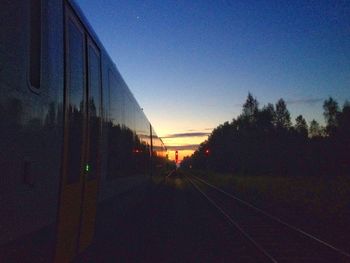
[0,1,169,262]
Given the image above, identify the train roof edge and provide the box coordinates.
[67,0,164,146]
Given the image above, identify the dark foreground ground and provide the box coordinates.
[77,172,350,263]
[196,171,350,257]
[77,174,266,263]
[2,172,348,262]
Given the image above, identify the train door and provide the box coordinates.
[55,4,102,262]
[78,37,102,253]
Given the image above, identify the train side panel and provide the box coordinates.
[0,0,65,260]
[0,0,169,261]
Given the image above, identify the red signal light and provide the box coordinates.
[175,150,179,163]
[205,149,210,155]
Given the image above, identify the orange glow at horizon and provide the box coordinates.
[169,149,195,163]
[158,130,210,163]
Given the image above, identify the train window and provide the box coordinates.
[66,18,85,184]
[107,71,117,180]
[29,0,41,90]
[87,41,101,181]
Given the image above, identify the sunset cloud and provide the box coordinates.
[235,97,324,108]
[185,128,213,132]
[286,98,324,105]
[161,132,210,139]
[166,144,199,151]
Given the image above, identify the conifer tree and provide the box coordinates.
[275,99,291,129]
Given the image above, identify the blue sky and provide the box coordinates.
[75,0,350,158]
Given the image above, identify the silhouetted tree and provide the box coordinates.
[333,101,350,173]
[181,93,349,177]
[242,93,259,124]
[275,99,291,129]
[309,120,323,138]
[338,101,350,136]
[295,115,308,138]
[323,97,339,136]
[257,103,275,132]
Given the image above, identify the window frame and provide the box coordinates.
[27,0,42,94]
[63,6,87,185]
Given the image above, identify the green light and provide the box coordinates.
[85,164,90,172]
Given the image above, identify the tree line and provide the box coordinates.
[181,93,350,176]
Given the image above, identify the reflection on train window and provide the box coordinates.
[29,0,41,89]
[108,71,124,125]
[107,71,148,179]
[107,71,122,179]
[66,19,85,184]
[87,42,101,181]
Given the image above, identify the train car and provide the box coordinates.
[0,0,167,262]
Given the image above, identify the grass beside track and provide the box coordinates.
[182,170,350,222]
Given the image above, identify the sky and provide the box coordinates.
[75,0,350,161]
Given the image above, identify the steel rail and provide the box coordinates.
[191,173,350,259]
[185,174,278,263]
[166,170,176,177]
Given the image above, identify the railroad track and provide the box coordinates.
[185,173,350,263]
